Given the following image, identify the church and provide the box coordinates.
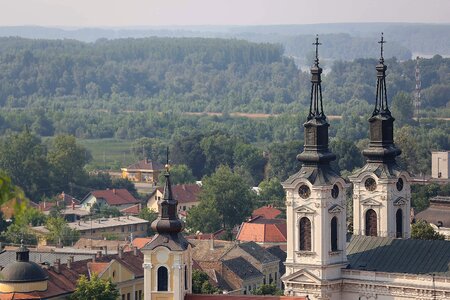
[142,35,450,300]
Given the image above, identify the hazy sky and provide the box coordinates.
[1,0,449,27]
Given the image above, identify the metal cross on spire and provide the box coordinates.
[378,32,386,61]
[313,34,321,65]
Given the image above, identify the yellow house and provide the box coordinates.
[122,159,164,184]
[147,184,201,214]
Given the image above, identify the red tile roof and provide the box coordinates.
[87,262,109,276]
[237,217,287,243]
[155,184,201,204]
[38,192,80,212]
[252,205,281,219]
[186,294,306,300]
[131,237,152,249]
[125,159,164,171]
[120,204,141,215]
[88,189,139,206]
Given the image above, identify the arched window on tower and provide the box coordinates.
[157,266,168,291]
[184,265,188,290]
[299,217,311,251]
[331,216,338,251]
[396,209,403,238]
[365,209,377,237]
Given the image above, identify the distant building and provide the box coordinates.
[432,151,450,179]
[80,188,140,211]
[190,239,281,293]
[147,183,201,213]
[121,158,164,184]
[236,216,287,246]
[415,195,450,239]
[31,215,149,245]
[0,243,144,299]
[251,205,282,219]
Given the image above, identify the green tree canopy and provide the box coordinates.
[411,220,445,240]
[187,165,255,232]
[45,216,80,246]
[257,178,285,208]
[251,283,283,296]
[157,164,196,185]
[192,269,220,294]
[71,274,120,300]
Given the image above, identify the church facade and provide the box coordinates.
[280,34,450,300]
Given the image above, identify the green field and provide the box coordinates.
[76,138,137,171]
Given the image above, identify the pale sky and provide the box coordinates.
[0,0,449,27]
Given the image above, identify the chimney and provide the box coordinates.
[72,200,75,210]
[104,246,108,256]
[96,251,102,259]
[43,200,46,209]
[54,258,60,273]
[118,246,123,259]
[113,189,116,194]
[117,243,120,254]
[209,236,214,250]
[67,256,74,269]
[133,246,138,257]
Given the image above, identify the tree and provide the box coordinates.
[138,207,158,235]
[48,135,91,195]
[330,138,364,174]
[391,92,414,127]
[172,133,206,179]
[411,220,445,240]
[267,141,302,181]
[0,130,50,199]
[257,179,285,208]
[233,143,267,185]
[71,274,120,300]
[157,164,196,185]
[192,269,220,294]
[45,216,80,246]
[186,204,222,233]
[252,284,283,296]
[200,133,237,175]
[188,165,255,231]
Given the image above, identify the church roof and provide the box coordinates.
[347,235,450,277]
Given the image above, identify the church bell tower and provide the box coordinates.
[142,153,192,300]
[282,36,349,300]
[349,33,412,239]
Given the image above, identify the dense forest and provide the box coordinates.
[0,36,447,204]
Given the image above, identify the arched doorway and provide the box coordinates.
[299,217,311,251]
[365,209,377,237]
[396,209,403,238]
[331,217,338,251]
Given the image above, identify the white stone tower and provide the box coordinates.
[142,156,192,300]
[282,36,349,300]
[349,33,412,239]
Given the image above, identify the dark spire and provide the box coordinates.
[372,33,390,117]
[297,35,336,166]
[16,240,29,262]
[308,35,325,120]
[363,33,401,163]
[151,147,184,234]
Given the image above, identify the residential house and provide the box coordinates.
[80,189,140,211]
[415,195,450,239]
[189,239,280,294]
[236,216,287,247]
[38,192,89,222]
[121,158,164,184]
[147,183,201,214]
[31,215,149,246]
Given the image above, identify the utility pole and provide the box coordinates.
[415,56,422,122]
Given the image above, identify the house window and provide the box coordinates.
[396,209,403,238]
[365,209,377,237]
[183,206,186,211]
[134,225,138,231]
[157,266,169,291]
[299,217,312,251]
[331,216,338,251]
[121,227,125,233]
